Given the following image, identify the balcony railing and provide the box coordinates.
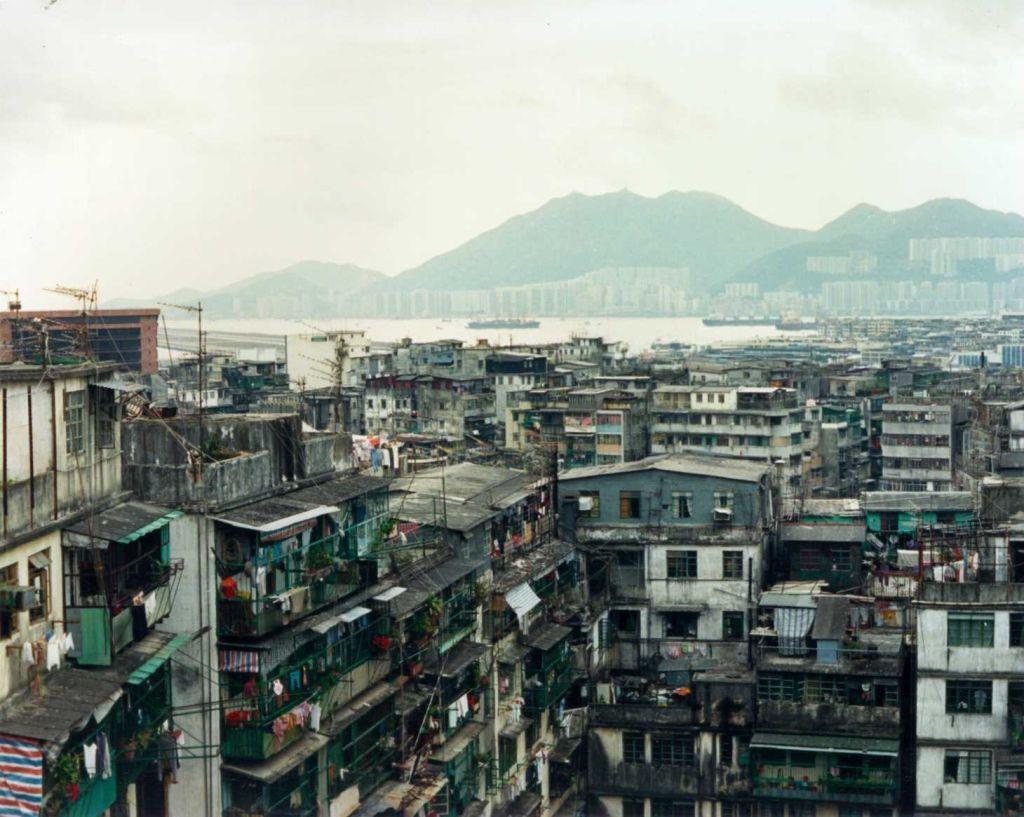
[588,758,699,798]
[523,662,574,713]
[753,775,896,805]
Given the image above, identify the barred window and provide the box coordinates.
[944,750,991,784]
[1010,613,1024,647]
[723,550,744,579]
[65,389,85,454]
[667,550,697,579]
[651,734,695,768]
[623,731,644,764]
[946,679,992,714]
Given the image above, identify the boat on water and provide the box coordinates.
[701,316,777,327]
[775,319,821,331]
[466,317,541,329]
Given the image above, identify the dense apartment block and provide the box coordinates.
[880,402,956,492]
[650,385,808,492]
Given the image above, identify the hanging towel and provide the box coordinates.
[21,640,34,666]
[310,703,321,732]
[46,637,61,671]
[61,631,75,656]
[83,742,98,778]
[96,734,110,779]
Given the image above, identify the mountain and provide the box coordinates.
[735,198,1024,291]
[390,190,812,293]
[104,260,385,317]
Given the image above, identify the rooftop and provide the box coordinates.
[559,452,771,484]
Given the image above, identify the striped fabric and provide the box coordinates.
[218,648,260,673]
[0,735,43,817]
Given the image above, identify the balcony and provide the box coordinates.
[523,661,574,713]
[753,775,896,805]
[588,755,699,798]
[757,700,900,738]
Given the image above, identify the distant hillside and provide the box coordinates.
[390,190,812,293]
[104,260,385,317]
[735,198,1024,291]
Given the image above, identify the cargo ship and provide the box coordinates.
[701,316,776,327]
[466,318,541,329]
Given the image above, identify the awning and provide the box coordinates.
[425,640,487,678]
[64,502,181,546]
[430,720,486,764]
[521,622,571,652]
[500,717,533,740]
[373,587,407,603]
[340,605,371,623]
[505,582,541,621]
[222,732,328,783]
[29,551,50,569]
[212,497,338,534]
[320,682,398,738]
[127,632,191,685]
[499,644,531,665]
[750,732,899,757]
[549,736,582,764]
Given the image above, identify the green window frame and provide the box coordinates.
[948,612,994,647]
[946,679,992,714]
[667,550,697,579]
[65,389,85,454]
[722,611,745,641]
[944,750,991,784]
[722,550,743,579]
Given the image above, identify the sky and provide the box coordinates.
[1,0,1022,307]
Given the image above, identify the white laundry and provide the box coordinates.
[45,637,61,671]
[21,640,33,666]
[310,703,321,731]
[83,742,98,778]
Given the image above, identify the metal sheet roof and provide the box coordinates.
[521,622,571,652]
[780,523,866,543]
[222,732,328,783]
[287,474,391,506]
[212,497,337,533]
[406,556,488,594]
[862,491,973,513]
[811,596,850,640]
[64,501,180,544]
[505,582,541,620]
[425,640,487,678]
[560,452,770,484]
[499,717,533,740]
[0,631,178,749]
[320,682,398,738]
[750,731,899,756]
[430,720,486,763]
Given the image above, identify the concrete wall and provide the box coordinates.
[159,514,222,817]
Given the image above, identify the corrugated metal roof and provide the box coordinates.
[64,501,180,544]
[212,496,337,532]
[430,720,486,763]
[424,640,487,678]
[222,732,328,783]
[505,582,541,620]
[521,622,571,652]
[320,682,397,738]
[559,452,770,483]
[780,523,866,543]
[811,596,850,640]
[862,491,973,513]
[750,731,899,756]
[288,474,391,506]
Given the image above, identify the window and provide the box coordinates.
[578,491,600,518]
[667,550,697,579]
[757,674,803,702]
[948,612,994,647]
[1010,682,1024,715]
[944,750,991,783]
[723,611,745,641]
[837,808,862,817]
[723,550,743,579]
[0,564,18,639]
[622,800,645,817]
[623,731,644,764]
[612,609,640,638]
[28,551,49,623]
[65,389,85,454]
[830,546,852,572]
[651,734,694,767]
[672,492,692,519]
[1011,613,1024,647]
[652,801,693,817]
[664,611,699,639]
[946,679,992,714]
[619,491,641,519]
[713,491,734,510]
[799,548,821,571]
[720,735,733,767]
[717,394,725,404]
[95,386,116,448]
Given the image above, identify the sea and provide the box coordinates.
[164,316,814,353]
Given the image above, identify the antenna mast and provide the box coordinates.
[43,281,98,361]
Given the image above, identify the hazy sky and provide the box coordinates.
[2,0,1022,307]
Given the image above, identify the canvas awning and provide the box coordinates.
[340,605,371,623]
